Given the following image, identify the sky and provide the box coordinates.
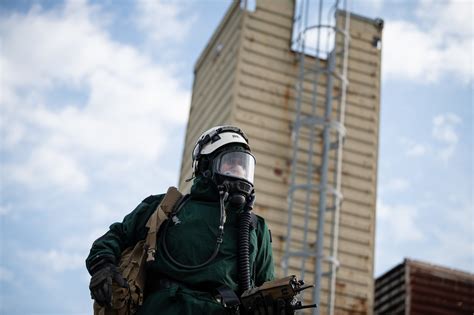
[0,0,472,314]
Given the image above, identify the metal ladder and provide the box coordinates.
[282,1,351,314]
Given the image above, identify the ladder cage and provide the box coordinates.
[283,0,351,314]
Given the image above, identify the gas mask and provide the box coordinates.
[213,149,256,208]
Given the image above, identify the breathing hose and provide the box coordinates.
[238,209,252,292]
[162,181,254,294]
[162,191,226,269]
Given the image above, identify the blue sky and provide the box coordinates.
[0,0,472,314]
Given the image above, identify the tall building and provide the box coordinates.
[374,259,474,315]
[178,1,383,313]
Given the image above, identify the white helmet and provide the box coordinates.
[192,125,255,183]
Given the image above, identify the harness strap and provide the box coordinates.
[145,186,183,263]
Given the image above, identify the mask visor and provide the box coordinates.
[215,151,255,184]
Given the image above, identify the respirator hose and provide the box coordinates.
[238,210,252,292]
[162,191,226,269]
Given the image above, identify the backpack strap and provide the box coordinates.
[145,186,183,263]
[250,213,258,230]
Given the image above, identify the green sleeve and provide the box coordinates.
[85,195,164,273]
[254,216,276,286]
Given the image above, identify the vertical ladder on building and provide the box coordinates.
[282,1,351,315]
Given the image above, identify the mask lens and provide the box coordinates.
[217,151,255,183]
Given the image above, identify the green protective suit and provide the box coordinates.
[86,176,275,314]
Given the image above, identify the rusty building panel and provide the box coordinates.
[178,1,383,314]
[374,259,474,315]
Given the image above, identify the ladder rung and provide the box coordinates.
[282,251,317,258]
[322,271,332,277]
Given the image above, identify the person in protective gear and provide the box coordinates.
[86,125,275,314]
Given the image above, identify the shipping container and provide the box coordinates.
[374,259,474,315]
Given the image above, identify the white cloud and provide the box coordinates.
[397,112,462,162]
[432,112,462,161]
[382,0,473,84]
[0,0,191,193]
[1,1,193,313]
[1,1,105,91]
[89,203,122,225]
[401,138,429,157]
[376,196,474,275]
[2,122,26,149]
[7,146,89,192]
[406,143,427,157]
[417,0,473,37]
[377,198,423,242]
[424,201,474,272]
[384,178,410,192]
[135,0,196,46]
[17,249,84,273]
[432,113,461,142]
[60,228,109,253]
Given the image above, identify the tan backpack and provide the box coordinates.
[93,186,183,315]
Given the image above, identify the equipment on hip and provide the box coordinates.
[92,186,183,315]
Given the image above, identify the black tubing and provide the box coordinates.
[238,210,252,292]
[162,194,225,269]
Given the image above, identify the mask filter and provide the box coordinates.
[221,179,254,207]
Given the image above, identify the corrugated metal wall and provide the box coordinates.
[178,1,383,314]
[374,259,474,315]
[374,262,406,314]
[179,1,244,191]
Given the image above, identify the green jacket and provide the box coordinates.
[86,177,275,314]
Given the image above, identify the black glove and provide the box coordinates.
[89,258,128,307]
